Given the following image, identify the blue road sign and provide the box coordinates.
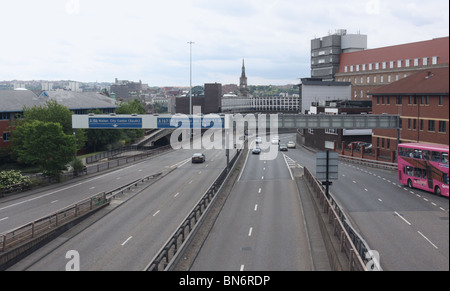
[157,117,225,129]
[89,117,143,129]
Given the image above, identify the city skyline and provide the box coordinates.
[0,0,449,86]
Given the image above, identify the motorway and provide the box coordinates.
[2,133,449,271]
[190,139,313,271]
[3,136,236,270]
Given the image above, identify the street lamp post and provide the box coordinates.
[188,41,195,115]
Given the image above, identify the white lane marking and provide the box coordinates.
[51,200,59,204]
[240,265,245,271]
[417,231,438,249]
[121,236,133,246]
[153,210,160,217]
[258,188,262,194]
[254,204,258,211]
[0,217,9,222]
[248,227,253,237]
[395,211,411,226]
[174,192,180,198]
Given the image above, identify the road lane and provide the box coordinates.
[12,147,232,270]
[191,144,313,271]
[281,133,449,271]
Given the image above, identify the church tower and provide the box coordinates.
[239,59,249,97]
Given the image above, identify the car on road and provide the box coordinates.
[287,141,296,149]
[347,141,366,150]
[279,144,288,151]
[252,146,261,155]
[255,136,262,144]
[192,153,206,163]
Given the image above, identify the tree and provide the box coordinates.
[12,120,77,179]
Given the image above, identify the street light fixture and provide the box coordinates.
[188,41,195,115]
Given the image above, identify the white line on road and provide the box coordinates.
[417,231,438,249]
[89,186,96,190]
[248,227,253,237]
[153,210,160,217]
[189,180,193,184]
[258,188,262,194]
[0,217,8,222]
[261,176,264,180]
[395,211,411,226]
[378,199,383,202]
[51,200,58,204]
[240,265,245,271]
[254,204,258,211]
[174,192,180,198]
[121,236,133,246]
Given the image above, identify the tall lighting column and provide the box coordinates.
[188,41,195,115]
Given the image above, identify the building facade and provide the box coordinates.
[369,67,449,157]
[239,59,250,97]
[0,90,118,150]
[311,29,367,81]
[335,37,449,100]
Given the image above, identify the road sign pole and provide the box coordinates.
[326,150,330,199]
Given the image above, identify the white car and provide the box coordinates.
[287,141,296,148]
[255,136,262,144]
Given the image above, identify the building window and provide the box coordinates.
[396,96,402,105]
[388,75,391,82]
[439,121,447,133]
[429,120,435,132]
[423,57,428,66]
[367,76,370,83]
[390,61,395,68]
[362,64,366,71]
[414,58,419,66]
[409,96,413,104]
[432,56,438,65]
[361,90,364,98]
[375,63,380,70]
[369,63,373,70]
[397,60,402,68]
[408,119,411,129]
[382,62,387,69]
[413,119,417,130]
[387,139,390,149]
[374,76,377,83]
[350,65,354,72]
[420,119,424,131]
[380,76,384,83]
[406,59,411,67]
[439,96,443,105]
[2,132,9,142]
[356,65,360,71]
[1,113,10,120]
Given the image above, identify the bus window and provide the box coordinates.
[443,152,449,165]
[399,147,406,157]
[414,168,422,178]
[406,166,413,176]
[432,151,441,162]
[422,150,430,161]
[444,173,449,185]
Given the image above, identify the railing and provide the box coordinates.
[0,171,164,254]
[144,149,242,271]
[304,167,370,271]
[0,193,107,252]
[338,154,397,170]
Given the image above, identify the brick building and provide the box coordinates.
[369,67,449,157]
[335,37,449,100]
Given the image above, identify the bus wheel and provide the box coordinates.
[435,186,441,196]
[407,179,413,188]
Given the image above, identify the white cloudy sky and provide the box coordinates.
[0,0,448,86]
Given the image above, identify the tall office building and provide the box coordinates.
[311,29,367,81]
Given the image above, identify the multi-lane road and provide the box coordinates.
[2,133,449,271]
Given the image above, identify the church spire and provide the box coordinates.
[239,58,249,97]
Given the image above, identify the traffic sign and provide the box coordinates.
[316,151,339,180]
[88,117,143,129]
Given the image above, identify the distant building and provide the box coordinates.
[298,78,352,114]
[311,29,367,81]
[110,78,144,101]
[175,83,222,114]
[0,90,117,149]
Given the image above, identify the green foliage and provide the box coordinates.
[0,170,31,188]
[70,157,86,176]
[23,99,73,135]
[12,120,77,178]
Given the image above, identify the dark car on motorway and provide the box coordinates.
[279,144,288,151]
[252,146,261,155]
[192,153,206,163]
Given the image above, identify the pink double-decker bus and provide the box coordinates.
[398,143,449,197]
